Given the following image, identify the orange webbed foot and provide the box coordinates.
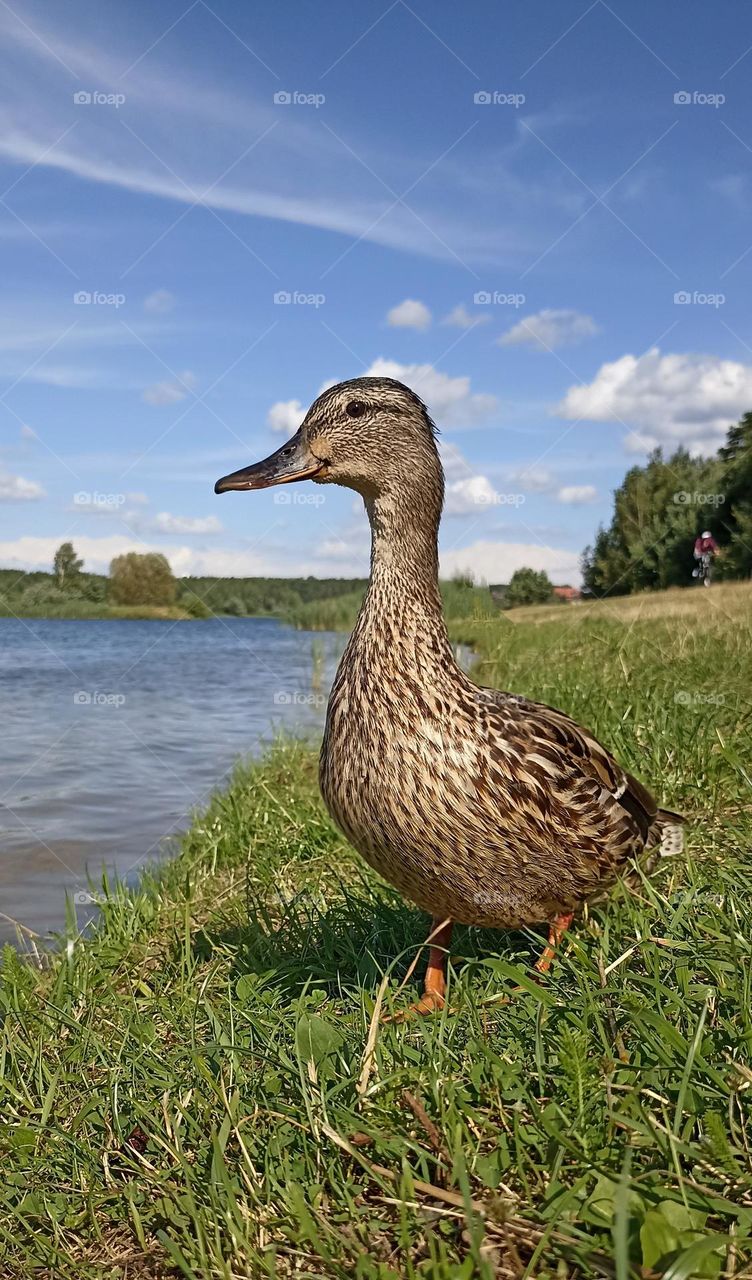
[534,910,574,974]
[383,916,453,1022]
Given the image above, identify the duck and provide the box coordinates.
[215,377,684,1015]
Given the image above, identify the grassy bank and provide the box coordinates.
[0,601,195,621]
[2,584,752,1277]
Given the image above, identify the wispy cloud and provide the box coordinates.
[0,470,45,501]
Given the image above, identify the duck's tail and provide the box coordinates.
[643,808,686,874]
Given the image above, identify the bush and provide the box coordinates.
[181,591,212,619]
[503,567,554,608]
[20,582,75,608]
[109,553,177,606]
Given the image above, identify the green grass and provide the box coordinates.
[2,584,752,1277]
[0,600,194,621]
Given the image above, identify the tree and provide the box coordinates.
[504,567,553,608]
[53,542,82,589]
[716,411,752,580]
[109,552,177,606]
[578,416,752,595]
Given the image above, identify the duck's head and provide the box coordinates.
[214,376,443,509]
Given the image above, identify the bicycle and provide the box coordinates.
[692,551,713,587]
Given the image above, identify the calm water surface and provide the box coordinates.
[0,617,346,945]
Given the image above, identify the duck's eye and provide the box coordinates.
[345,399,367,418]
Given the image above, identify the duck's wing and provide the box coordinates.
[486,692,659,846]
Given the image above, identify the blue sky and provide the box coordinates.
[1,0,751,585]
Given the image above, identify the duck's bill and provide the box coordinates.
[214,432,323,494]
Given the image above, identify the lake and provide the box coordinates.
[0,617,346,946]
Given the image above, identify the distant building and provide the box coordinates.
[552,584,581,602]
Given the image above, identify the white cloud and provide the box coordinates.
[386,299,432,331]
[557,484,597,504]
[317,538,356,560]
[440,442,504,516]
[143,289,175,314]
[442,304,490,329]
[267,399,305,434]
[152,512,223,535]
[445,474,504,516]
[364,359,497,428]
[556,348,752,454]
[0,518,580,584]
[506,466,555,493]
[0,470,45,501]
[142,371,196,405]
[440,539,581,585]
[0,534,280,578]
[499,308,598,351]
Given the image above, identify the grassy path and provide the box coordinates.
[1,585,751,1278]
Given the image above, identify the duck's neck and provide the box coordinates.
[354,487,455,666]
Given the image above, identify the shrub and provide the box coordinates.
[109,553,177,606]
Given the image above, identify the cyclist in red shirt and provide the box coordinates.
[692,531,718,584]
[694,531,718,558]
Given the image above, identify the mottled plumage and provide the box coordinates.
[216,376,684,1009]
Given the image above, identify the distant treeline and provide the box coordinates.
[181,575,369,618]
[582,410,752,596]
[0,565,371,621]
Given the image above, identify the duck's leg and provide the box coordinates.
[534,910,574,974]
[413,916,454,1013]
[388,916,453,1019]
